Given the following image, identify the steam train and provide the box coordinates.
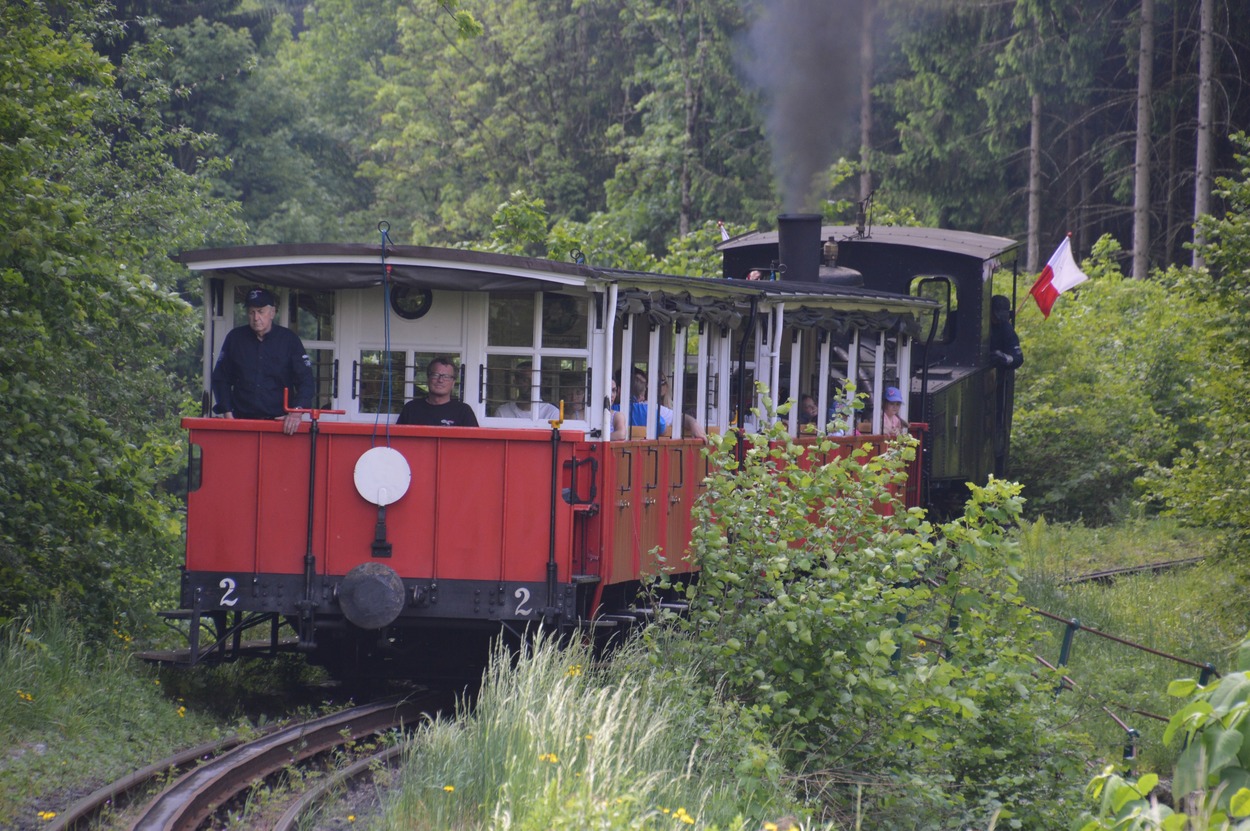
[165,215,1021,682]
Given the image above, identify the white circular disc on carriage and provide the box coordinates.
[353,446,411,506]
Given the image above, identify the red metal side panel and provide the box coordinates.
[598,438,707,587]
[183,419,580,585]
[186,427,263,573]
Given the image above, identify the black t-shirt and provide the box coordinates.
[396,398,479,427]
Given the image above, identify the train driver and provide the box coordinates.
[210,287,314,435]
[397,357,478,427]
[495,361,561,420]
[990,295,1024,370]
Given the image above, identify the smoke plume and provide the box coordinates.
[740,0,865,213]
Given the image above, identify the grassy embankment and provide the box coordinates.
[1,517,1243,829]
[1014,516,1244,773]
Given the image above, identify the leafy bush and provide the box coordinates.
[665,421,1088,829]
[0,0,236,635]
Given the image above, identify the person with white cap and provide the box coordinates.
[210,287,314,435]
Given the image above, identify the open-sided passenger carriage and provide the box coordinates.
[166,216,1021,681]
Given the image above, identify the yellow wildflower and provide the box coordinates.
[443,785,455,793]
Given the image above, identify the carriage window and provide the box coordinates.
[357,350,465,415]
[307,349,335,410]
[541,294,588,349]
[290,290,335,341]
[485,292,591,421]
[357,349,405,415]
[488,292,535,347]
[911,276,956,344]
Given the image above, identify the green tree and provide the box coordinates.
[604,0,772,252]
[1146,133,1250,560]
[1010,235,1209,523]
[0,0,238,634]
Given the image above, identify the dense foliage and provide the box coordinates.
[1009,236,1211,523]
[0,0,238,634]
[662,422,1087,828]
[1142,134,1250,561]
[127,0,1250,266]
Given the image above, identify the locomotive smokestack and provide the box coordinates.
[776,213,822,282]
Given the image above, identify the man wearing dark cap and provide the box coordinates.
[210,287,315,435]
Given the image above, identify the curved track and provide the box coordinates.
[51,694,444,831]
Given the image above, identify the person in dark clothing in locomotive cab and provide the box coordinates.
[397,357,478,427]
[989,294,1024,369]
[211,287,314,436]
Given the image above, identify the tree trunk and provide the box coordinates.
[1132,0,1153,280]
[1192,0,1214,268]
[1027,93,1042,274]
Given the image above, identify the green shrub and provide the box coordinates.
[667,421,1089,829]
[1011,236,1210,524]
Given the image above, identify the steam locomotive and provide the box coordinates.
[164,215,1021,681]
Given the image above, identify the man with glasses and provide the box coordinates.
[397,357,478,426]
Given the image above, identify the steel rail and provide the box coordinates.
[47,735,249,831]
[272,743,406,831]
[129,697,424,831]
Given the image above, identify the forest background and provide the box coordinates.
[3,0,1250,640]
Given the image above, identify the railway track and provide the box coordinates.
[49,693,448,831]
[1061,555,1205,585]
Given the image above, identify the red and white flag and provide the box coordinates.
[1029,236,1088,318]
[717,220,730,241]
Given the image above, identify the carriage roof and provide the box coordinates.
[179,242,938,318]
[716,224,1021,262]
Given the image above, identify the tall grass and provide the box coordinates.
[1015,517,1243,771]
[0,609,230,826]
[379,631,797,831]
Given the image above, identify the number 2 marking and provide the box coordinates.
[513,587,532,617]
[219,577,238,607]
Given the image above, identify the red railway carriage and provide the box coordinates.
[168,218,1016,681]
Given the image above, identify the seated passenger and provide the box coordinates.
[798,394,819,432]
[561,372,587,420]
[495,361,561,420]
[397,357,478,426]
[881,386,908,436]
[608,376,627,440]
[628,370,673,435]
[660,377,707,440]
